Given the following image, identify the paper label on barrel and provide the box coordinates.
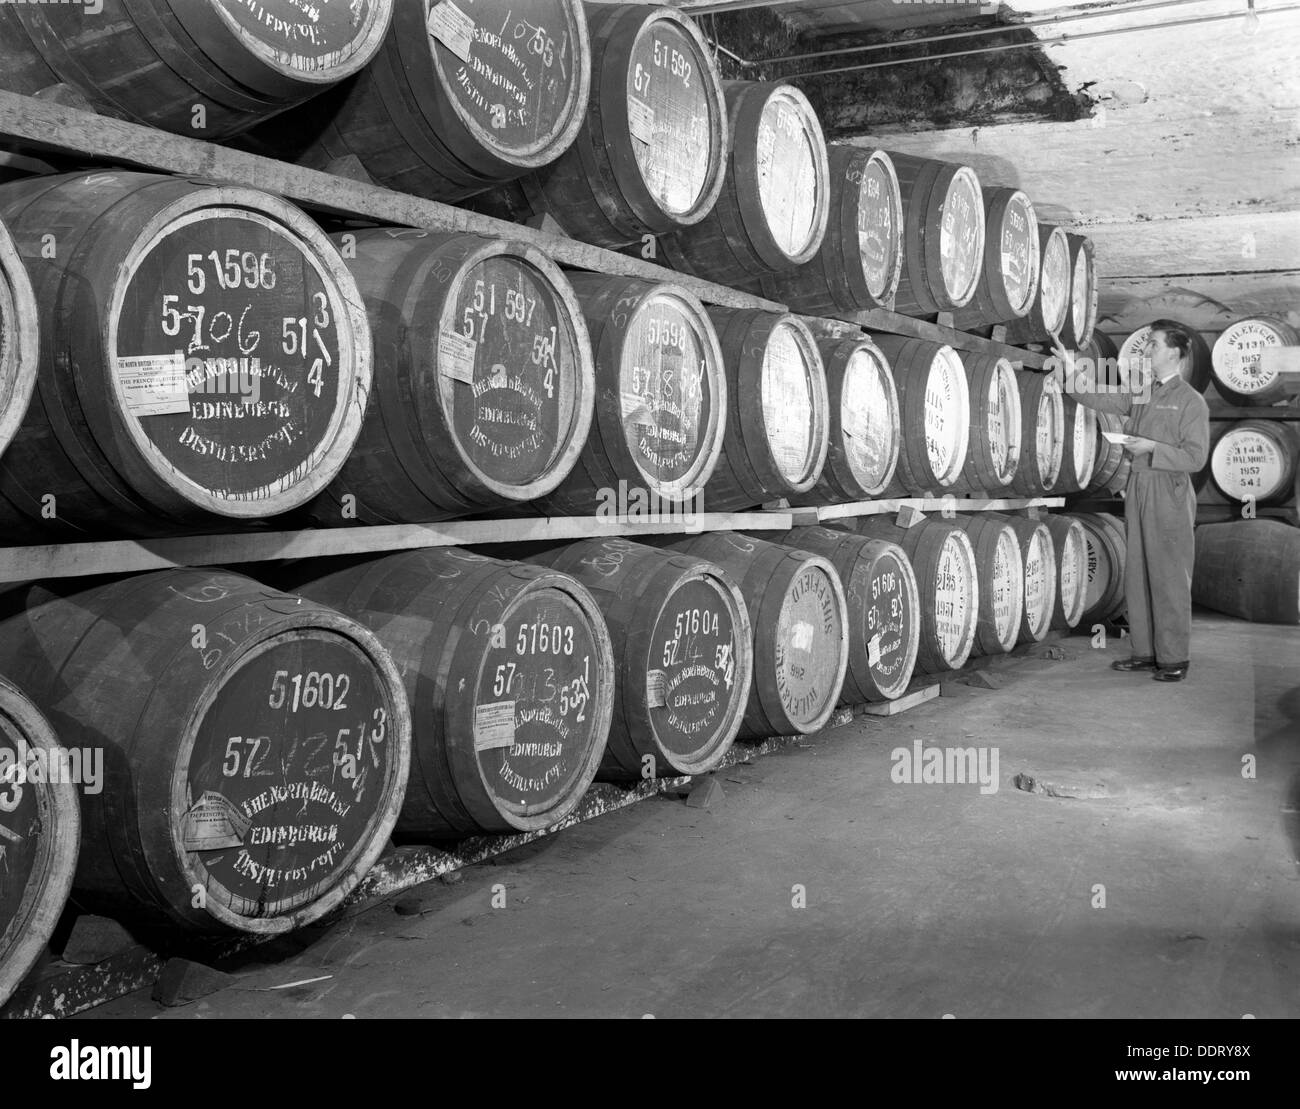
[439,328,478,383]
[628,21,713,216]
[855,156,897,300]
[991,529,1022,646]
[756,93,820,258]
[646,670,667,708]
[650,578,738,758]
[446,255,576,486]
[115,352,191,416]
[113,209,350,502]
[182,790,252,851]
[214,0,387,73]
[186,632,398,914]
[761,323,816,484]
[0,719,44,942]
[1214,320,1286,394]
[474,590,602,816]
[474,700,517,751]
[933,535,972,664]
[938,169,982,304]
[1039,232,1070,333]
[864,553,912,688]
[773,566,841,728]
[427,1,476,62]
[840,349,894,492]
[923,351,963,484]
[1000,194,1037,314]
[628,98,656,144]
[620,294,713,490]
[1213,429,1285,500]
[1024,529,1053,636]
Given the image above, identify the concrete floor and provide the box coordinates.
[87,611,1300,1019]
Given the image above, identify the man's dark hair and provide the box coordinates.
[1148,319,1192,360]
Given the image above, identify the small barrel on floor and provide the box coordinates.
[0,676,80,1010]
[1207,419,1299,508]
[0,215,38,460]
[952,352,1022,494]
[765,525,920,703]
[888,153,985,317]
[659,81,830,286]
[792,336,900,504]
[0,171,372,537]
[872,335,971,496]
[1119,321,1212,393]
[305,229,594,525]
[1003,224,1071,345]
[1210,318,1300,406]
[0,570,411,933]
[0,0,393,139]
[851,517,979,676]
[538,275,727,515]
[1071,512,1127,626]
[658,532,849,738]
[755,145,904,315]
[1192,520,1300,625]
[703,309,829,511]
[995,513,1058,645]
[954,513,1025,656]
[528,538,752,780]
[283,549,614,838]
[250,0,591,202]
[950,186,1040,331]
[1007,370,1065,496]
[1045,513,1089,630]
[469,3,728,247]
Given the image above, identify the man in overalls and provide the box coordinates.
[1054,321,1210,681]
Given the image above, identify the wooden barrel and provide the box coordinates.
[537,275,726,514]
[0,570,410,933]
[952,353,1022,494]
[766,526,920,703]
[660,532,848,738]
[792,336,899,504]
[659,81,829,285]
[1045,513,1088,629]
[0,677,80,1010]
[871,335,970,495]
[1211,318,1300,406]
[954,513,1025,656]
[1208,419,1299,507]
[0,0,392,139]
[1192,520,1300,625]
[703,309,828,511]
[258,0,591,202]
[1003,224,1070,344]
[305,229,593,525]
[852,518,978,675]
[0,171,371,538]
[1007,370,1065,496]
[1055,395,1099,495]
[1060,233,1098,349]
[993,513,1058,644]
[1119,321,1212,393]
[469,3,728,247]
[529,538,751,780]
[888,153,985,316]
[951,187,1040,330]
[1072,512,1127,626]
[1085,410,1130,496]
[0,216,38,461]
[755,145,903,315]
[285,549,613,837]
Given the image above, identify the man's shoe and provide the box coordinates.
[1153,663,1189,682]
[1111,657,1158,672]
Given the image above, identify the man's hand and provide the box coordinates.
[1047,335,1072,390]
[1122,434,1157,455]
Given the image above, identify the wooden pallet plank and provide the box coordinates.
[0,91,782,313]
[800,497,1065,523]
[836,308,1051,369]
[858,682,941,716]
[0,512,796,584]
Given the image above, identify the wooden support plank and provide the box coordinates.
[836,307,1050,369]
[802,497,1065,523]
[0,91,783,313]
[0,512,795,584]
[858,682,941,716]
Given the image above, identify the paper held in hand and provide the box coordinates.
[1101,430,1129,444]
